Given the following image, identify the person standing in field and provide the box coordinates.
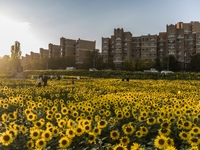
[43,73,48,86]
[37,75,43,87]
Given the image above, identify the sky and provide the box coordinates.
[0,0,200,57]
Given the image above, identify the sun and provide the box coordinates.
[0,14,31,56]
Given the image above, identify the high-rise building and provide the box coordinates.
[102,21,200,69]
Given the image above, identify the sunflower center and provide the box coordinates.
[112,132,117,137]
[191,138,198,143]
[39,141,44,145]
[3,135,10,141]
[116,147,124,150]
[62,140,67,145]
[100,121,105,126]
[45,133,50,138]
[184,122,189,126]
[126,127,132,132]
[158,139,165,145]
[77,128,82,133]
[33,132,38,136]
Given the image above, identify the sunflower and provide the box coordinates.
[35,138,46,149]
[87,132,96,144]
[27,140,34,149]
[75,126,84,136]
[98,120,108,129]
[93,127,102,136]
[187,137,200,146]
[123,125,135,135]
[59,136,71,149]
[124,111,131,118]
[58,119,66,128]
[1,113,8,122]
[20,125,28,134]
[3,103,9,109]
[110,130,120,140]
[120,136,130,146]
[188,146,199,150]
[52,127,60,137]
[34,120,44,129]
[72,110,79,118]
[138,116,146,122]
[8,129,18,137]
[161,121,171,129]
[41,130,52,141]
[182,121,193,130]
[179,131,188,141]
[30,129,41,140]
[66,128,75,139]
[154,135,169,149]
[113,144,128,150]
[165,145,177,150]
[46,114,53,121]
[83,124,91,132]
[27,113,36,122]
[0,131,13,146]
[190,126,200,135]
[61,107,68,115]
[140,126,148,135]
[54,113,62,120]
[130,142,143,150]
[146,117,157,125]
[67,119,75,128]
[135,130,143,138]
[158,128,171,136]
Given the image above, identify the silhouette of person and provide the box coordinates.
[43,74,48,86]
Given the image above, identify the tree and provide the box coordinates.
[123,59,133,71]
[83,49,100,69]
[154,58,162,71]
[0,55,11,71]
[10,41,22,71]
[189,53,200,71]
[136,58,145,71]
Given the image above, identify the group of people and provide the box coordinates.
[37,74,48,87]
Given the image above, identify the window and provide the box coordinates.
[103,50,107,53]
[103,40,108,43]
[168,34,175,37]
[115,42,121,45]
[103,45,107,48]
[168,51,175,55]
[124,43,127,45]
[136,44,140,47]
[150,48,155,51]
[159,48,163,52]
[115,37,121,40]
[168,40,175,43]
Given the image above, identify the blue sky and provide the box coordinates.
[0,0,200,57]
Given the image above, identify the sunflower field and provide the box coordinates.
[0,76,200,150]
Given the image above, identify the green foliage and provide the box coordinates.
[10,41,22,71]
[189,53,200,71]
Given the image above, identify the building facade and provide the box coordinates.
[102,21,200,70]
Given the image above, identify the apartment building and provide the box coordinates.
[49,43,61,58]
[102,21,200,69]
[102,28,132,67]
[40,48,49,59]
[60,37,76,57]
[60,37,96,65]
